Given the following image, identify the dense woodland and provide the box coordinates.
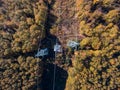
[0,0,120,90]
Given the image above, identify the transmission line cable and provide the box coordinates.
[52,1,62,90]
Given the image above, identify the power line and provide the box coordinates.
[52,1,62,90]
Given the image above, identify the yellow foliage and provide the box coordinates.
[76,0,84,7]
[93,50,101,56]
[80,38,90,48]
[93,0,100,4]
[90,66,95,71]
[66,0,120,90]
[26,18,34,25]
[91,37,101,50]
[109,59,115,65]
[104,9,120,23]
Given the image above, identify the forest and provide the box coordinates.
[0,0,120,90]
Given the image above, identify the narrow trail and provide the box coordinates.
[52,0,80,47]
[43,0,81,48]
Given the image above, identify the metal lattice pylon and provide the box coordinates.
[35,48,48,57]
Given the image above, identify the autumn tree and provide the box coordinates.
[66,0,120,90]
[0,0,48,89]
[0,56,43,90]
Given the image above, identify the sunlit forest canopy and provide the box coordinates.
[66,0,120,90]
[0,0,120,90]
[0,0,46,89]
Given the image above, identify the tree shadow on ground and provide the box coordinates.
[36,1,68,90]
[41,63,68,90]
[38,33,68,90]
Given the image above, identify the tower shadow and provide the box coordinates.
[41,63,68,90]
[37,0,68,90]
